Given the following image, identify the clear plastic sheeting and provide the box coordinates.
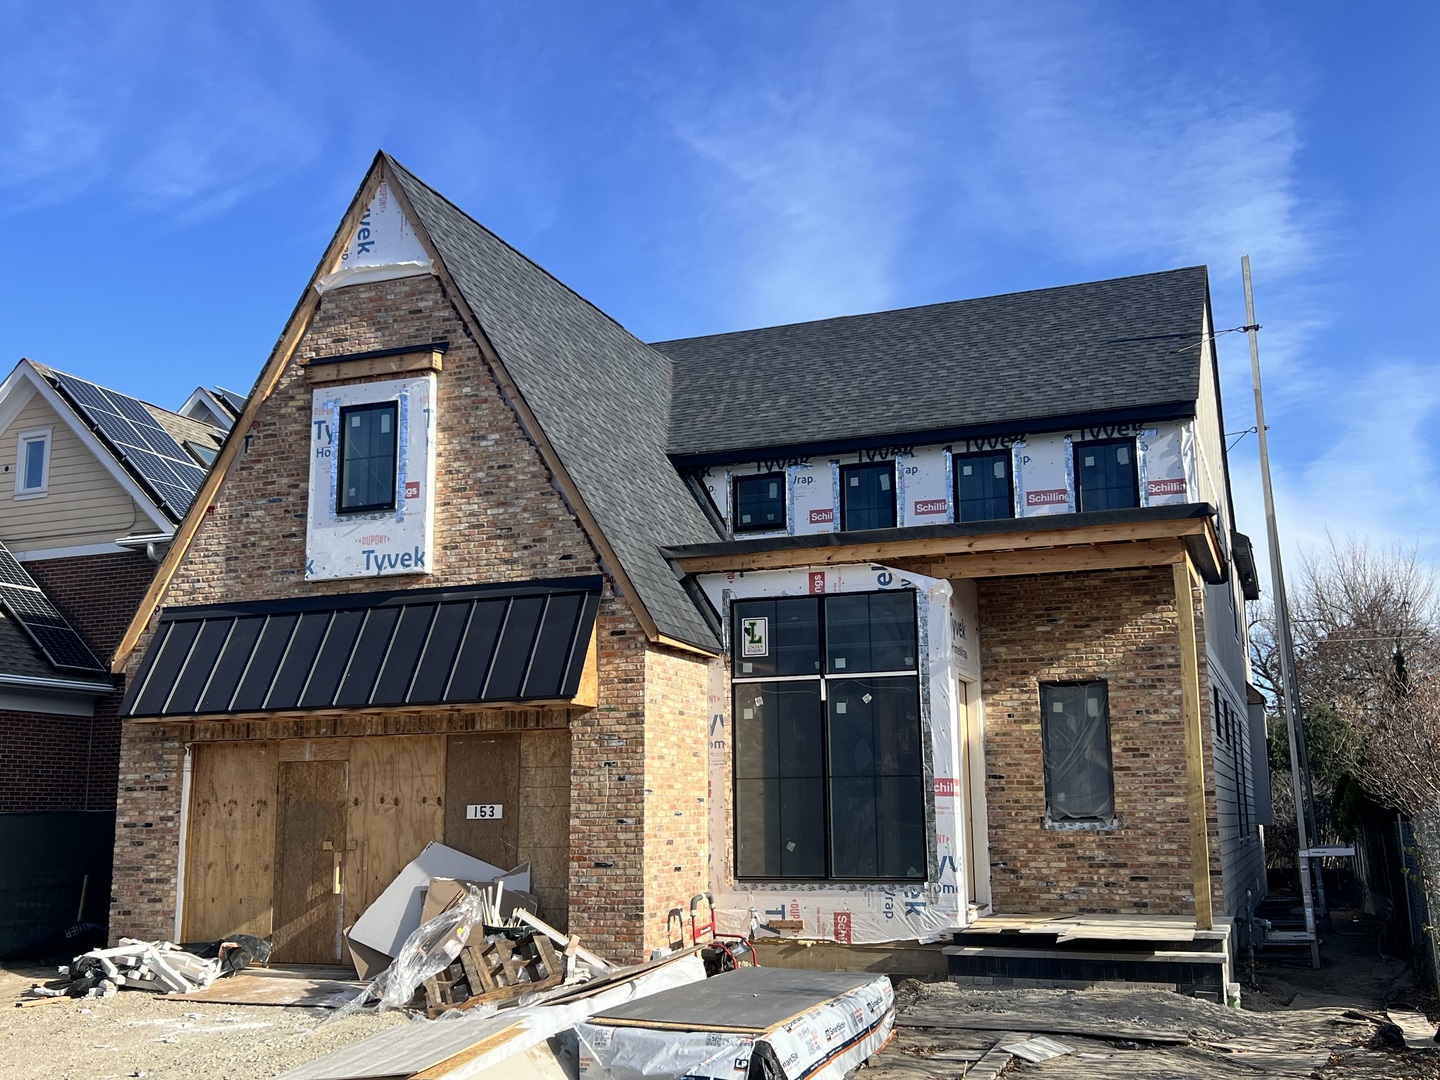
[575,971,893,1080]
[331,883,488,1019]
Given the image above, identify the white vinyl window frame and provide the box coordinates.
[13,427,52,499]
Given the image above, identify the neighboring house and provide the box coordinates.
[0,360,225,954]
[177,386,245,434]
[109,153,1269,968]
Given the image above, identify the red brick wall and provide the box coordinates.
[112,273,709,961]
[0,696,119,812]
[26,551,156,659]
[1,552,154,814]
[978,566,1220,916]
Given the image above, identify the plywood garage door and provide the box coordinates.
[445,733,522,870]
[272,760,348,964]
[183,741,278,942]
[348,735,446,914]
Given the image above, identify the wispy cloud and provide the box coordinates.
[0,1,345,221]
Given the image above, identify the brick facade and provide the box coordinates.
[26,551,157,659]
[0,551,155,814]
[112,273,713,961]
[978,567,1222,915]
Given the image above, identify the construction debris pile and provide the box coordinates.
[23,933,270,1001]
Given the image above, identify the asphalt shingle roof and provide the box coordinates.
[0,610,58,681]
[654,267,1211,458]
[385,156,721,649]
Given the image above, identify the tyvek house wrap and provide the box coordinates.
[698,563,979,944]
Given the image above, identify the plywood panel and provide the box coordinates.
[347,734,446,914]
[183,741,277,942]
[445,733,521,870]
[519,730,571,928]
[273,760,348,964]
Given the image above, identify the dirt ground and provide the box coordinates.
[0,964,407,1080]
[4,909,1437,1080]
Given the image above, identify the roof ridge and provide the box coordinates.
[382,152,651,347]
[651,265,1209,349]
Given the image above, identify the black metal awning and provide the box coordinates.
[121,576,601,719]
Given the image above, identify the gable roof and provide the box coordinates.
[654,266,1211,459]
[3,360,226,527]
[384,155,720,649]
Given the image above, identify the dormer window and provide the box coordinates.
[1074,438,1139,512]
[733,472,785,534]
[840,462,896,531]
[14,428,51,498]
[338,402,398,513]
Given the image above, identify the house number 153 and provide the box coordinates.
[466,804,504,820]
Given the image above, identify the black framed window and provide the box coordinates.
[1040,681,1115,822]
[954,451,1014,522]
[840,462,897,530]
[1074,438,1138,511]
[732,590,924,881]
[338,402,399,514]
[733,472,786,534]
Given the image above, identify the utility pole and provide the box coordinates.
[1242,255,1321,968]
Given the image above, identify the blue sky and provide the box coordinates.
[1,1,1435,577]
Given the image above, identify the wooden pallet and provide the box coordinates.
[423,931,564,1017]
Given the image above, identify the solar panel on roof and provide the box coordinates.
[215,388,246,415]
[0,544,106,674]
[50,370,210,521]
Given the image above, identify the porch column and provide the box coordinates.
[1173,557,1213,930]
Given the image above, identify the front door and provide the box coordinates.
[272,760,348,963]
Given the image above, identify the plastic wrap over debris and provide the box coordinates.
[576,972,893,1080]
[333,883,487,1018]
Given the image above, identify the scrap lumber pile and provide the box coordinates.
[24,940,219,1003]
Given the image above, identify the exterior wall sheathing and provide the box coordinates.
[111,273,711,962]
[978,567,1222,917]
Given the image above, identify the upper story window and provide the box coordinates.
[338,402,398,514]
[840,462,896,530]
[1074,438,1138,511]
[733,472,785,534]
[1040,680,1115,824]
[732,590,923,881]
[14,428,51,498]
[955,450,1013,522]
[185,440,219,467]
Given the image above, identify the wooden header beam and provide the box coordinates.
[673,517,1215,576]
[892,538,1187,580]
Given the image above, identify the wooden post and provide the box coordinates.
[1173,558,1213,931]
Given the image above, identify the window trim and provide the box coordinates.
[731,589,925,884]
[731,471,787,535]
[1072,437,1140,512]
[952,449,1015,523]
[839,461,898,531]
[1039,679,1117,827]
[14,427,52,499]
[337,401,399,515]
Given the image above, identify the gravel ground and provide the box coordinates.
[0,965,408,1080]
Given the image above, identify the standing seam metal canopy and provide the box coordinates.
[121,576,601,719]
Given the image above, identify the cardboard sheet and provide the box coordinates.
[347,843,529,960]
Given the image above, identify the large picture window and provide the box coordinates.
[338,402,398,514]
[954,450,1013,522]
[1040,681,1115,823]
[732,591,924,881]
[1074,438,1139,511]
